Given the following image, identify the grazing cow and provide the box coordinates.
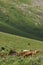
[22,50,40,57]
[8,50,17,55]
[8,50,20,56]
[23,51,32,57]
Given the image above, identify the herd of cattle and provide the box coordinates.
[0,47,43,57]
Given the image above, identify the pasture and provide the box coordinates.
[0,32,43,65]
[0,0,43,65]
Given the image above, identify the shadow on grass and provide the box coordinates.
[0,26,43,41]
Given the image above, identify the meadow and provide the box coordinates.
[0,32,43,65]
[0,0,43,41]
[0,0,43,65]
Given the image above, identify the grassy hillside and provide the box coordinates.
[0,0,43,41]
[0,0,43,65]
[0,32,43,65]
[0,32,43,50]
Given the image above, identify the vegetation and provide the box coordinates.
[0,32,43,65]
[0,0,43,65]
[0,0,43,40]
[0,56,43,65]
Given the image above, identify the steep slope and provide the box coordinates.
[0,0,43,41]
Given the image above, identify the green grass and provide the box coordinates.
[0,0,43,41]
[0,0,43,65]
[0,55,43,65]
[0,32,43,65]
[0,32,43,50]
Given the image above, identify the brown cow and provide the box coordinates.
[22,50,40,57]
[22,51,32,57]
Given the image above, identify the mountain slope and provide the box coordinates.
[0,0,43,41]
